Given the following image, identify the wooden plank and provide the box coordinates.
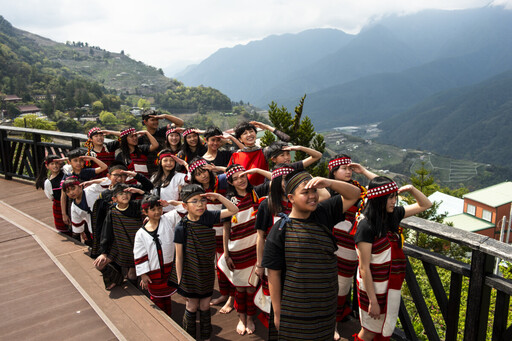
[405,258,441,341]
[446,272,462,341]
[422,262,448,321]
[0,221,116,341]
[492,290,510,341]
[464,250,494,341]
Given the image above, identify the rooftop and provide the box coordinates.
[444,213,495,232]
[463,181,512,208]
[428,191,464,217]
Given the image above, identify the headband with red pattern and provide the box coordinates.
[226,165,246,179]
[120,128,136,138]
[366,182,398,199]
[271,166,294,180]
[166,128,179,138]
[189,158,207,174]
[182,129,196,138]
[88,127,102,138]
[159,153,174,160]
[328,157,351,171]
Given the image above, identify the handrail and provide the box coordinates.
[1,125,511,341]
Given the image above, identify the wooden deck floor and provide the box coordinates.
[0,177,360,340]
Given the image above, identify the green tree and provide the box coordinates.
[261,95,327,176]
[99,111,119,129]
[137,98,151,110]
[13,115,57,142]
[57,118,82,133]
[92,100,104,114]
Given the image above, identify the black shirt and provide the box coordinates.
[354,206,405,244]
[261,195,344,270]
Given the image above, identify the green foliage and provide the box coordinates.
[137,98,151,110]
[92,100,104,114]
[56,118,82,133]
[13,114,56,142]
[99,111,118,129]
[155,84,232,112]
[263,95,327,176]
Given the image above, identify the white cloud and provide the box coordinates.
[1,0,510,74]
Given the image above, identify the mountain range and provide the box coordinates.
[178,6,512,127]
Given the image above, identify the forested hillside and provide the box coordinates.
[0,16,232,130]
[378,70,512,168]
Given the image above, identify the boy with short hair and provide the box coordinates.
[168,184,239,340]
[60,148,108,225]
[91,162,154,258]
[263,140,322,170]
[228,121,289,186]
[93,183,146,290]
[134,195,182,316]
[139,109,184,175]
[62,176,104,244]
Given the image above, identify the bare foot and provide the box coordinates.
[210,295,228,306]
[219,296,234,314]
[236,319,246,335]
[106,283,117,290]
[334,328,340,341]
[246,316,256,334]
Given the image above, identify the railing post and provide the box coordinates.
[0,128,12,180]
[71,137,81,149]
[464,250,494,341]
[33,132,42,178]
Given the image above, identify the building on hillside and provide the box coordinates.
[17,105,42,115]
[1,94,22,103]
[444,182,512,242]
[428,191,464,217]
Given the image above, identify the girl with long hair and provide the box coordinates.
[177,128,207,163]
[327,154,377,340]
[217,164,270,335]
[165,127,182,155]
[354,176,431,341]
[35,154,69,235]
[150,149,188,212]
[115,127,159,178]
[84,127,120,177]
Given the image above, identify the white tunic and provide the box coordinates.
[70,184,103,234]
[133,210,181,276]
[151,172,187,212]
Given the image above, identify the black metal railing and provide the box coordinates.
[0,125,88,180]
[1,125,511,341]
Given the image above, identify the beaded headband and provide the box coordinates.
[226,165,246,179]
[182,128,196,138]
[166,128,179,138]
[285,171,312,196]
[159,153,174,160]
[120,128,136,138]
[87,127,102,138]
[60,176,80,191]
[181,187,206,203]
[189,158,208,174]
[328,157,351,171]
[366,182,398,199]
[271,166,294,180]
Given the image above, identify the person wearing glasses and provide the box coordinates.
[168,184,239,341]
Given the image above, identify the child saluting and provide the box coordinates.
[168,184,239,341]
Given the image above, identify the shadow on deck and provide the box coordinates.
[0,177,361,340]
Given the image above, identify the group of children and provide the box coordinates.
[35,110,432,341]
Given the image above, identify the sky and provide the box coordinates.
[1,0,511,76]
